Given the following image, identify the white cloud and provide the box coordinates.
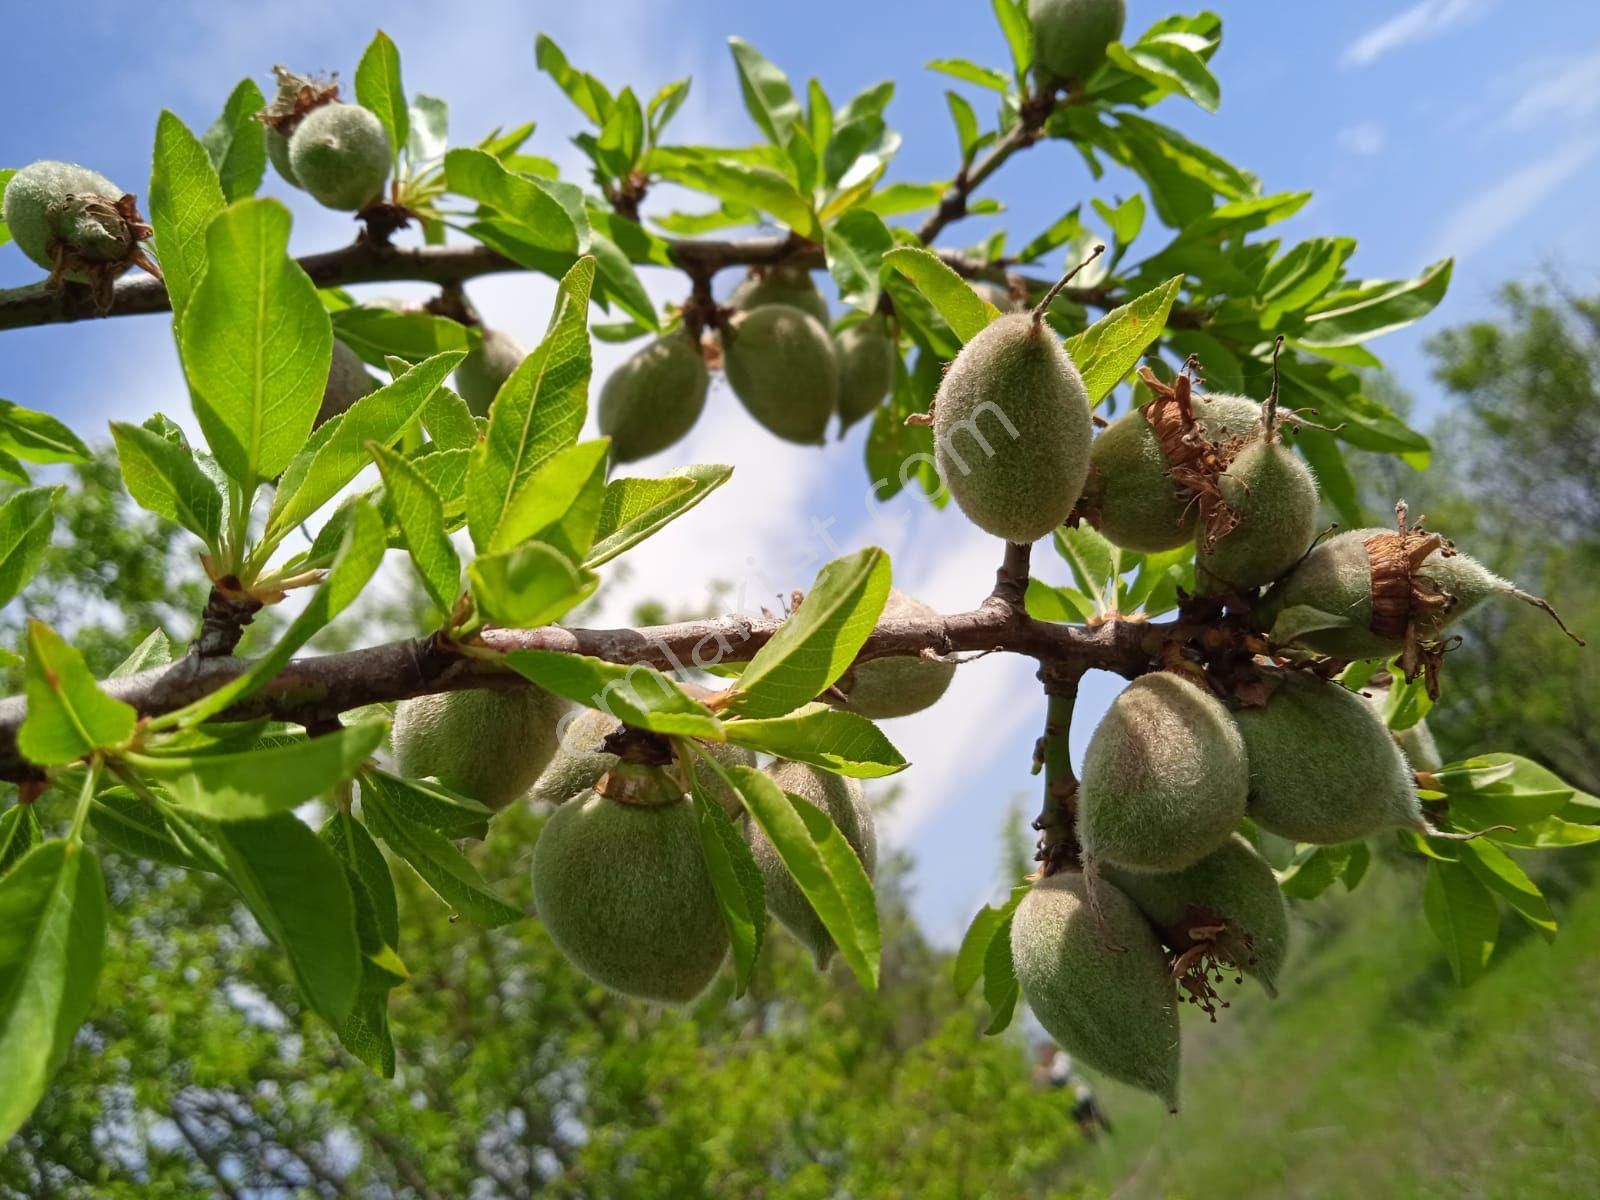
[1341,0,1494,69]
[1336,122,1385,157]
[1501,48,1600,130]
[1429,137,1599,263]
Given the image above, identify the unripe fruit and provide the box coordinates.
[1077,672,1248,873]
[288,102,390,211]
[1010,873,1180,1110]
[833,590,955,719]
[933,313,1093,543]
[315,339,378,427]
[723,305,838,445]
[1260,522,1579,660]
[266,128,299,188]
[454,329,526,418]
[747,761,876,968]
[1194,437,1319,593]
[392,686,568,811]
[598,332,709,462]
[834,318,897,432]
[3,161,133,278]
[729,266,831,327]
[1104,834,1290,997]
[1234,671,1421,844]
[1083,393,1260,553]
[533,788,730,1003]
[1028,0,1127,86]
[531,706,756,816]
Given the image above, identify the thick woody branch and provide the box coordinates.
[0,604,1165,783]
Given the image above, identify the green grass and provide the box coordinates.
[1075,852,1600,1200]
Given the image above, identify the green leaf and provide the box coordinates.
[445,148,581,254]
[355,30,408,167]
[925,59,1011,91]
[268,349,464,538]
[469,541,598,629]
[89,790,211,872]
[330,307,474,366]
[1062,275,1182,404]
[0,485,60,609]
[1093,193,1146,248]
[109,421,223,548]
[502,650,723,739]
[728,37,802,148]
[358,768,493,841]
[824,208,894,311]
[584,465,732,568]
[722,763,879,989]
[486,438,610,557]
[362,788,522,927]
[724,704,907,778]
[881,248,993,342]
[164,501,386,728]
[0,805,41,879]
[18,621,137,766]
[466,258,594,552]
[420,386,478,452]
[691,782,765,997]
[1381,662,1433,731]
[1278,843,1356,900]
[648,149,818,238]
[981,914,1019,1035]
[945,90,981,162]
[1460,839,1555,941]
[0,841,107,1143]
[1300,259,1453,348]
[1051,525,1118,609]
[369,442,460,614]
[534,34,613,126]
[727,548,891,718]
[992,0,1033,79]
[1025,577,1096,622]
[150,110,227,324]
[0,399,90,465]
[214,814,361,1024]
[200,78,267,202]
[1487,817,1600,849]
[1017,207,1088,266]
[181,198,333,486]
[1106,41,1220,112]
[0,170,14,247]
[1423,858,1498,986]
[1437,753,1583,830]
[1294,428,1364,527]
[321,808,402,956]
[134,722,386,821]
[954,885,1027,997]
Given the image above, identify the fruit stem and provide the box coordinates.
[1261,335,1286,442]
[1033,663,1086,876]
[1031,244,1106,329]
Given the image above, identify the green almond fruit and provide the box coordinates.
[533,787,730,1004]
[1077,671,1248,873]
[599,332,710,463]
[1011,872,1180,1110]
[723,304,838,445]
[315,339,379,427]
[392,686,568,811]
[1105,834,1290,996]
[1235,671,1421,844]
[728,265,831,327]
[834,317,897,433]
[3,160,130,279]
[288,102,390,211]
[746,761,876,969]
[454,328,526,419]
[1028,0,1127,86]
[834,591,955,719]
[1195,438,1320,593]
[933,313,1093,543]
[1084,393,1260,553]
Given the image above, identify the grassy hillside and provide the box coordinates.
[1074,852,1600,1200]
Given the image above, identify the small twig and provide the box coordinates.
[1032,244,1106,328]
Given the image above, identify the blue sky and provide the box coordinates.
[3,0,1598,941]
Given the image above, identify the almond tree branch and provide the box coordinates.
[0,236,1192,331]
[0,600,1167,783]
